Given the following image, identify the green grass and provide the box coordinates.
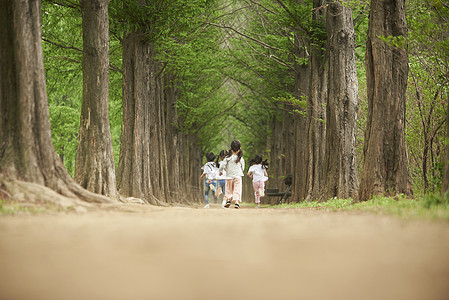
[268,194,449,222]
[0,199,18,215]
[0,199,69,215]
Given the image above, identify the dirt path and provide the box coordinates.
[1,204,449,300]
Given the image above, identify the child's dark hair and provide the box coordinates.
[226,140,243,163]
[206,152,216,163]
[219,150,228,158]
[215,150,228,166]
[250,154,269,169]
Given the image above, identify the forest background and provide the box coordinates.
[39,0,448,205]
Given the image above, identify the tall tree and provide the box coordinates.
[117,30,163,204]
[304,0,327,201]
[113,0,224,204]
[292,33,309,202]
[75,0,117,198]
[0,0,112,204]
[444,97,449,196]
[358,0,413,201]
[164,74,181,201]
[321,0,359,200]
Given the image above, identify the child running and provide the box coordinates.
[247,155,269,208]
[214,150,228,207]
[219,140,245,209]
[200,152,218,208]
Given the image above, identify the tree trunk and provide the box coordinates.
[270,110,284,204]
[165,74,181,202]
[321,0,359,201]
[0,0,113,205]
[423,140,429,192]
[293,34,310,202]
[118,32,176,205]
[75,0,117,198]
[305,0,327,201]
[154,68,168,201]
[442,97,449,196]
[282,104,296,178]
[358,0,413,201]
[117,30,156,203]
[187,133,202,202]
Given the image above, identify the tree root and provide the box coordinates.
[1,179,94,210]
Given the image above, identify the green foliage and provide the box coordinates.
[277,198,353,210]
[49,99,80,176]
[207,0,313,159]
[423,192,449,208]
[405,0,449,193]
[352,1,369,61]
[163,25,231,154]
[43,0,228,172]
[108,71,123,169]
[377,35,407,49]
[273,94,307,117]
[112,0,233,157]
[110,0,212,42]
[42,1,125,173]
[0,200,16,215]
[42,2,83,176]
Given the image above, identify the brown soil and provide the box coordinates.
[1,203,448,300]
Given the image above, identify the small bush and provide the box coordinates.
[423,192,449,209]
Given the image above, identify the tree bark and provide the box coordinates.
[358,0,413,201]
[443,96,449,196]
[165,74,181,202]
[187,133,202,201]
[282,103,296,179]
[321,0,359,201]
[117,30,154,203]
[292,34,310,202]
[154,68,168,201]
[75,0,117,198]
[0,0,113,205]
[305,0,327,201]
[118,48,196,205]
[270,110,284,204]
[118,30,174,205]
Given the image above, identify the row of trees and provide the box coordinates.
[217,0,399,201]
[66,0,229,204]
[220,0,448,202]
[1,0,226,205]
[1,0,447,206]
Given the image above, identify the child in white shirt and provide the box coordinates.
[200,152,218,208]
[215,150,228,207]
[247,155,268,208]
[219,140,245,209]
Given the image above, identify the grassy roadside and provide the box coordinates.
[264,194,449,222]
[2,194,449,222]
[0,199,72,216]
